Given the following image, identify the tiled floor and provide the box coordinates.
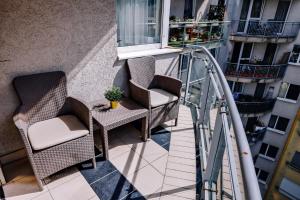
[0,105,200,200]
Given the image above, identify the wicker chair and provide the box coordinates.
[13,71,95,189]
[127,56,182,137]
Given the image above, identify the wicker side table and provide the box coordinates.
[91,98,149,160]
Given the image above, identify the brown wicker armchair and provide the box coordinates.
[13,71,95,189]
[127,56,182,137]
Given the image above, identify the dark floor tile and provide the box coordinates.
[122,190,146,200]
[79,158,117,184]
[151,127,171,151]
[91,170,138,200]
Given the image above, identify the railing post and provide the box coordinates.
[184,53,193,104]
[199,60,211,124]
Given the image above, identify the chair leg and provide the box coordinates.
[36,177,44,191]
[92,157,96,169]
[175,118,178,126]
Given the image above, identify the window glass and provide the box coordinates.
[268,115,277,128]
[290,151,300,170]
[278,82,289,98]
[275,117,289,132]
[290,45,300,63]
[266,145,279,158]
[241,43,253,58]
[233,82,244,93]
[258,170,269,182]
[251,0,263,18]
[116,0,162,47]
[259,143,268,154]
[286,84,300,101]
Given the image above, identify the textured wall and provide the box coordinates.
[0,0,179,156]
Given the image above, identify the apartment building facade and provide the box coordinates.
[225,0,300,196]
[265,109,300,200]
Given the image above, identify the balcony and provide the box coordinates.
[234,94,275,117]
[225,63,287,83]
[230,20,300,43]
[168,21,230,49]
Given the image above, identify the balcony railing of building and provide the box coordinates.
[234,94,276,114]
[178,46,261,200]
[225,63,287,80]
[230,20,300,40]
[168,21,230,49]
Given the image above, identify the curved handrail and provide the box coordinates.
[198,46,262,200]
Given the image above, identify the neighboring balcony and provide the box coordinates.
[168,21,230,49]
[234,94,275,117]
[229,20,300,43]
[225,63,287,83]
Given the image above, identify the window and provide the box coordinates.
[255,167,269,183]
[268,115,289,132]
[289,45,300,63]
[233,82,244,93]
[278,82,300,101]
[116,0,162,47]
[250,0,263,18]
[259,143,279,160]
[289,151,300,171]
[240,43,253,64]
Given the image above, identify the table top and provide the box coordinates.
[90,98,148,129]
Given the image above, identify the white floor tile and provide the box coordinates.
[150,154,168,175]
[45,167,80,190]
[163,176,195,188]
[49,175,96,200]
[110,149,149,177]
[32,192,53,200]
[132,140,168,163]
[167,156,196,167]
[160,184,196,199]
[126,165,164,197]
[3,176,48,200]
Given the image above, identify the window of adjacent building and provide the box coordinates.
[278,82,300,101]
[116,0,162,47]
[259,143,279,160]
[289,151,300,171]
[240,43,253,64]
[268,115,289,132]
[255,167,269,183]
[289,45,300,63]
[250,0,264,18]
[232,82,244,93]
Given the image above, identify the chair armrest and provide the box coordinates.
[13,106,33,154]
[154,75,182,97]
[66,97,92,132]
[129,80,151,109]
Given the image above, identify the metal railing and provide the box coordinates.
[230,20,300,38]
[168,21,230,48]
[179,47,261,200]
[225,63,286,80]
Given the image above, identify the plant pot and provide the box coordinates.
[110,101,119,109]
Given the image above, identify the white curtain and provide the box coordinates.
[117,0,161,47]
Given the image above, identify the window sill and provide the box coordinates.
[288,62,300,66]
[258,154,276,162]
[277,97,297,104]
[117,48,183,60]
[267,127,286,135]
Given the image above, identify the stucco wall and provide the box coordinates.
[0,0,179,156]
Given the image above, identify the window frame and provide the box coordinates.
[117,0,171,53]
[289,45,300,64]
[258,143,279,161]
[255,167,269,184]
[278,82,300,103]
[268,115,289,134]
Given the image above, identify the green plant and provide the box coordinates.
[104,86,123,101]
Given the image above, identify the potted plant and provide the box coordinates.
[104,86,123,109]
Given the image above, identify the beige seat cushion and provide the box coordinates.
[28,115,89,151]
[149,88,178,108]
